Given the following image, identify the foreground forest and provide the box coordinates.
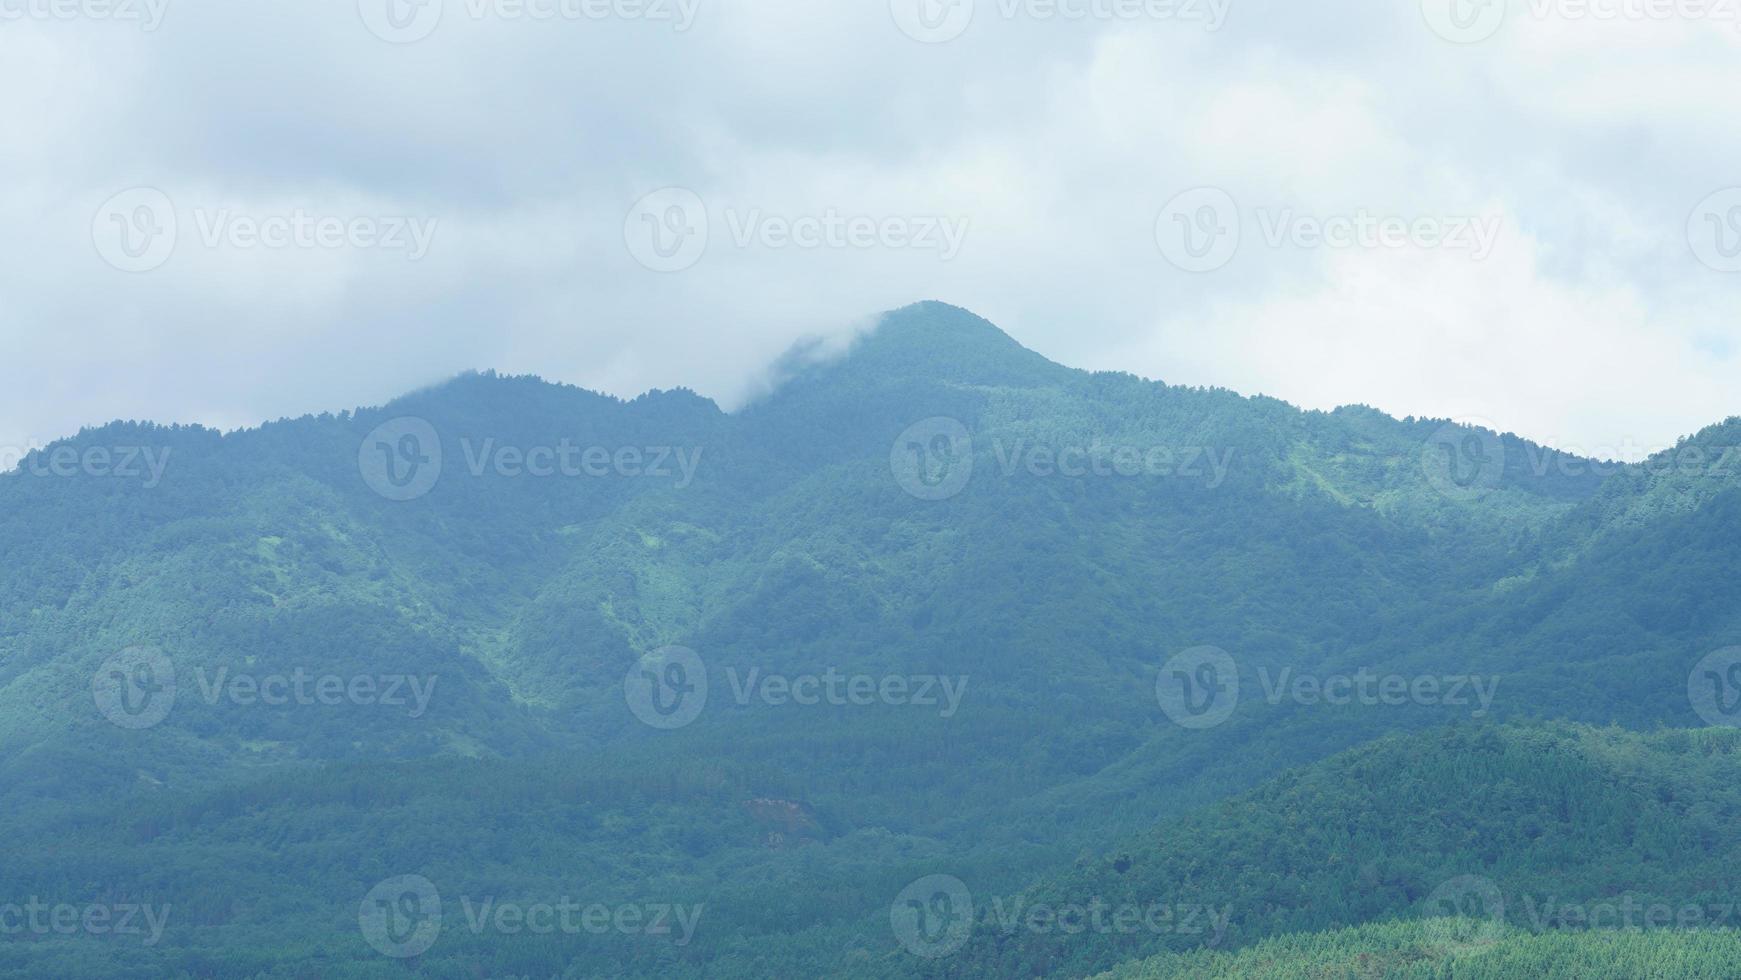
[2,303,1738,977]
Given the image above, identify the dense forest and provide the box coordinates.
[2,303,1738,977]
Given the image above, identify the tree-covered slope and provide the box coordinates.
[0,302,1737,978]
[928,723,1741,978]
[1096,920,1741,980]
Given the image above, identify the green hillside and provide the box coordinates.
[1096,921,1741,979]
[927,723,1741,978]
[0,303,1737,977]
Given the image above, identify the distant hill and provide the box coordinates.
[927,722,1741,978]
[0,303,1737,977]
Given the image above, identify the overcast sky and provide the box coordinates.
[3,0,1739,462]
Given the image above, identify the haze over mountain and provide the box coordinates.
[2,303,1738,978]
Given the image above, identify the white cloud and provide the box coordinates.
[0,0,1736,456]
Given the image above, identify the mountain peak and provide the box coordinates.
[864,301,1039,364]
[788,301,1066,393]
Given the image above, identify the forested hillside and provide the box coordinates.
[1,303,1736,977]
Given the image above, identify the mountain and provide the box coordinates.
[0,302,1737,977]
[929,722,1741,977]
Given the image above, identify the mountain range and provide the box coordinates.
[2,301,1738,978]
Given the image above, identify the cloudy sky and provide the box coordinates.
[4,0,1739,461]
